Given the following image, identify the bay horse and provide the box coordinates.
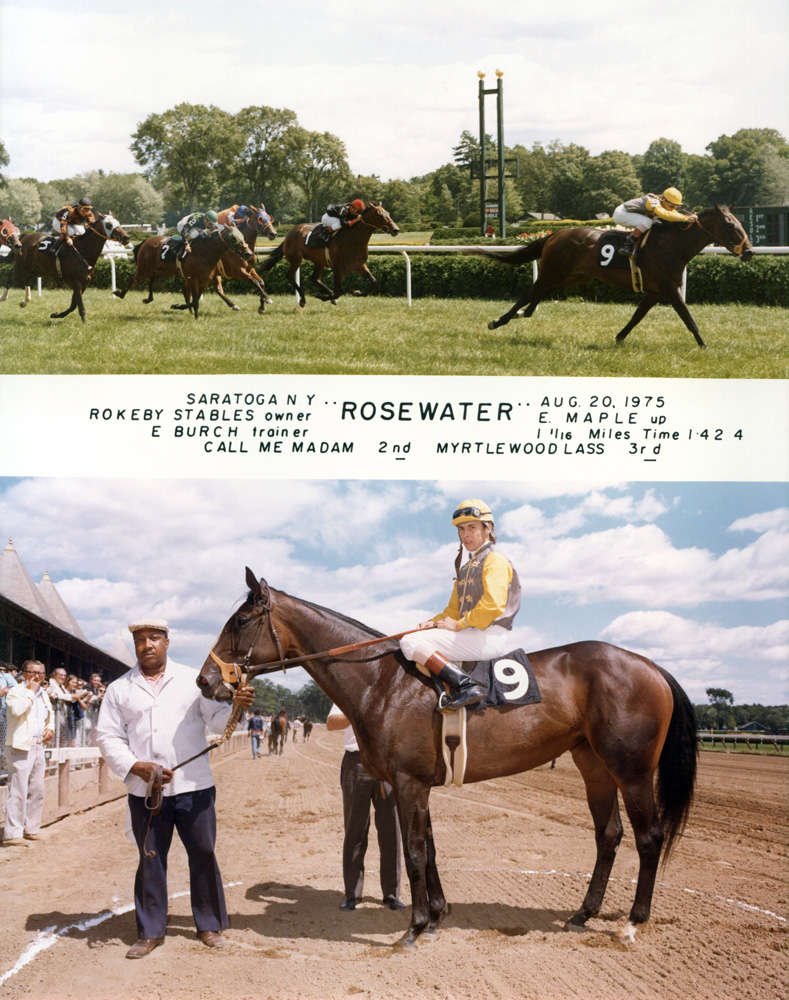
[468,205,753,348]
[268,709,288,755]
[301,717,313,742]
[113,226,252,319]
[198,569,698,950]
[212,206,277,314]
[0,211,130,321]
[259,202,399,307]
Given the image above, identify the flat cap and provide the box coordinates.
[128,618,169,635]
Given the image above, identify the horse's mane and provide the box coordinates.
[245,587,409,667]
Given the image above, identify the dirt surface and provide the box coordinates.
[1,730,786,1000]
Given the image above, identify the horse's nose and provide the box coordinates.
[741,249,754,261]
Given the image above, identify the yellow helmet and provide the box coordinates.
[662,187,682,207]
[452,499,494,526]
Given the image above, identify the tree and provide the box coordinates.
[548,142,591,218]
[706,687,735,730]
[512,142,554,218]
[581,149,641,218]
[704,128,789,205]
[381,178,422,224]
[91,173,164,225]
[0,178,42,228]
[0,140,9,187]
[639,138,687,195]
[131,103,243,214]
[298,680,332,722]
[231,105,300,208]
[288,128,353,219]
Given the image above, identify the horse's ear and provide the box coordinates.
[245,566,261,595]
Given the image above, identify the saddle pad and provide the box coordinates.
[468,649,542,708]
[595,231,632,271]
[160,237,182,262]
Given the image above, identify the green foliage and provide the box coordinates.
[640,138,687,194]
[298,680,333,722]
[91,173,164,225]
[0,178,42,227]
[704,128,789,205]
[695,702,789,733]
[131,103,244,213]
[0,139,9,186]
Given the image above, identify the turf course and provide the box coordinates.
[0,288,785,378]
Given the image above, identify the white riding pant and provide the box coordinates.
[177,223,202,240]
[52,220,85,237]
[400,625,511,666]
[613,206,654,233]
[321,213,342,231]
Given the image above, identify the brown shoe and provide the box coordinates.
[23,832,43,841]
[2,838,29,847]
[197,930,225,948]
[126,937,165,959]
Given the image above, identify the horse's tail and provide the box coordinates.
[463,236,551,266]
[132,242,142,261]
[259,244,284,273]
[655,666,698,864]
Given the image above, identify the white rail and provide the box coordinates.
[3,243,787,305]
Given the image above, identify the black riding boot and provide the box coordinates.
[310,224,330,247]
[618,232,639,258]
[424,653,485,711]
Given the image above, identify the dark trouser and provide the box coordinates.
[128,787,228,939]
[340,750,401,900]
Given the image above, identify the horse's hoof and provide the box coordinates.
[565,920,588,934]
[258,307,266,315]
[231,304,240,311]
[487,321,497,330]
[419,929,439,943]
[393,934,418,953]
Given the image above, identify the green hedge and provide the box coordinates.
[432,220,614,245]
[2,246,785,306]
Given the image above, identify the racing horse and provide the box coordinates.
[258,202,399,307]
[113,226,252,319]
[212,206,277,314]
[0,211,130,321]
[268,708,288,755]
[198,569,698,950]
[467,204,753,347]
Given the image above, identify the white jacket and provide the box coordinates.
[5,684,54,751]
[95,660,231,797]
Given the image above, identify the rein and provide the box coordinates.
[688,214,747,256]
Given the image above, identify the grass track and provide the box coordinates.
[1,288,786,377]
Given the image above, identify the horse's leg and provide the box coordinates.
[566,743,623,931]
[213,274,240,311]
[286,263,306,308]
[664,284,706,348]
[421,808,448,940]
[615,777,664,944]
[391,775,433,951]
[352,264,377,297]
[143,279,156,305]
[311,265,336,303]
[242,267,272,313]
[50,280,84,321]
[615,293,660,344]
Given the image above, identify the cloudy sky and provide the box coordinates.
[1,0,787,183]
[1,477,787,706]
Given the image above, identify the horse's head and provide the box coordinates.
[222,225,254,260]
[362,202,400,238]
[702,205,754,261]
[92,212,130,246]
[197,568,283,701]
[0,220,22,252]
[250,205,277,241]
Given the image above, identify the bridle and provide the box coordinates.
[687,211,750,257]
[360,206,396,234]
[206,587,432,691]
[220,226,252,257]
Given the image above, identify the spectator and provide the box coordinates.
[65,675,89,747]
[2,660,54,846]
[1,661,19,783]
[85,674,104,745]
[326,703,404,911]
[248,709,264,759]
[47,667,72,745]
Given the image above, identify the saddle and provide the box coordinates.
[597,229,652,293]
[425,650,543,787]
[38,235,62,256]
[306,224,332,248]
[160,236,183,262]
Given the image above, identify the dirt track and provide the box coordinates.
[1,729,786,1000]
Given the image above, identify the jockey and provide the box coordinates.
[400,500,521,711]
[176,210,219,259]
[613,187,697,258]
[218,204,252,228]
[52,197,95,245]
[311,199,365,247]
